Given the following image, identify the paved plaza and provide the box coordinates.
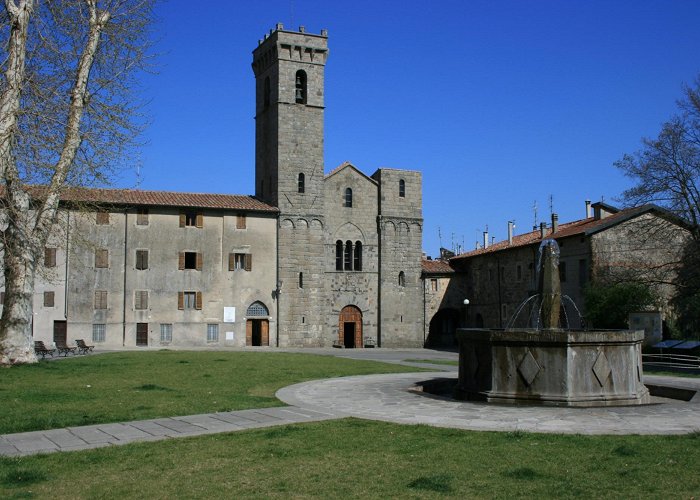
[2,349,699,457]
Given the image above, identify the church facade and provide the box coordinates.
[13,25,425,349]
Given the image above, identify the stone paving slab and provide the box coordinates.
[276,372,700,436]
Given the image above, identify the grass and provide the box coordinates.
[2,419,699,498]
[404,358,459,366]
[0,351,422,434]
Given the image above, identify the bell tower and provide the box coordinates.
[252,24,328,212]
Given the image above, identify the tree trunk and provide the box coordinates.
[0,221,38,364]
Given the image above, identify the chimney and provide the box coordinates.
[483,230,489,249]
[585,200,592,218]
[540,222,547,239]
[507,221,515,245]
[551,213,559,233]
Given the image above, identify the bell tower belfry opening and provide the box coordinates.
[251,24,328,212]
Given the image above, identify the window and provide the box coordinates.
[354,241,362,271]
[135,250,149,270]
[344,241,353,270]
[207,323,219,342]
[137,208,149,225]
[298,173,305,193]
[96,211,109,225]
[236,214,247,229]
[344,188,352,207]
[135,290,149,310]
[335,240,343,270]
[247,301,269,317]
[229,253,252,271]
[95,249,109,268]
[160,323,173,343]
[263,76,271,109]
[398,271,406,287]
[180,251,202,270]
[178,291,202,310]
[44,291,54,307]
[44,247,57,268]
[94,290,108,309]
[430,279,438,292]
[399,179,405,198]
[488,268,494,282]
[180,211,203,228]
[295,70,307,104]
[516,264,522,282]
[92,324,106,342]
[298,272,303,289]
[559,261,567,282]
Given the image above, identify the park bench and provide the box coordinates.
[75,339,94,355]
[34,341,56,359]
[55,340,77,357]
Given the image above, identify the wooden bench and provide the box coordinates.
[34,341,56,359]
[56,341,77,357]
[75,339,94,355]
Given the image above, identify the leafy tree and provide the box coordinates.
[615,75,700,336]
[583,282,655,329]
[0,0,154,365]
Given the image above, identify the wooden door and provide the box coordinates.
[246,320,253,346]
[136,323,148,346]
[53,320,67,344]
[261,320,269,346]
[338,306,363,348]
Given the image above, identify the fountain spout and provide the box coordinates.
[538,239,561,329]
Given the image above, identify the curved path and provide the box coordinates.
[277,372,700,435]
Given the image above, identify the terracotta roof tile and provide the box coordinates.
[19,186,278,212]
[422,259,455,274]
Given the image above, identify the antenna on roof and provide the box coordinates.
[533,200,538,230]
[549,194,554,217]
[135,164,142,189]
[438,226,442,249]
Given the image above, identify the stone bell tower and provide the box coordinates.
[252,24,329,346]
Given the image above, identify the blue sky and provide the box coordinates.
[130,0,700,256]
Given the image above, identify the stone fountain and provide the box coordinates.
[456,239,650,407]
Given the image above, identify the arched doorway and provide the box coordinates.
[246,301,269,346]
[339,305,362,348]
[426,308,460,348]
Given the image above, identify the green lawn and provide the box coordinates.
[2,419,699,498]
[0,351,422,434]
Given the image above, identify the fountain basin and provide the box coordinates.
[456,328,650,407]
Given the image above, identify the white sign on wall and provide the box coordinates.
[224,307,236,323]
[226,331,234,341]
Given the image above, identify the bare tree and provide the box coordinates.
[0,0,154,364]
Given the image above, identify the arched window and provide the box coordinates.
[354,241,362,271]
[399,179,405,198]
[263,76,271,109]
[345,188,352,207]
[335,240,343,270]
[344,241,353,270]
[398,271,405,287]
[298,272,303,289]
[295,70,307,104]
[298,173,305,193]
[247,301,269,317]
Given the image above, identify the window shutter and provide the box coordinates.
[236,214,246,229]
[143,251,148,270]
[196,213,203,228]
[178,292,184,310]
[228,253,235,271]
[178,252,185,270]
[245,254,252,272]
[196,252,203,271]
[142,291,148,309]
[179,213,186,227]
[195,291,202,310]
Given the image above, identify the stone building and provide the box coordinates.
[423,201,691,346]
[5,24,425,349]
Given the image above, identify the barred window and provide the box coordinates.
[246,301,269,317]
[298,173,305,193]
[344,188,352,207]
[207,323,219,342]
[160,323,173,343]
[94,290,108,309]
[136,250,149,270]
[92,323,106,342]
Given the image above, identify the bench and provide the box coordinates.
[75,339,94,355]
[56,341,77,356]
[34,341,56,359]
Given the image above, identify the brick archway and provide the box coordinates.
[339,305,363,348]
